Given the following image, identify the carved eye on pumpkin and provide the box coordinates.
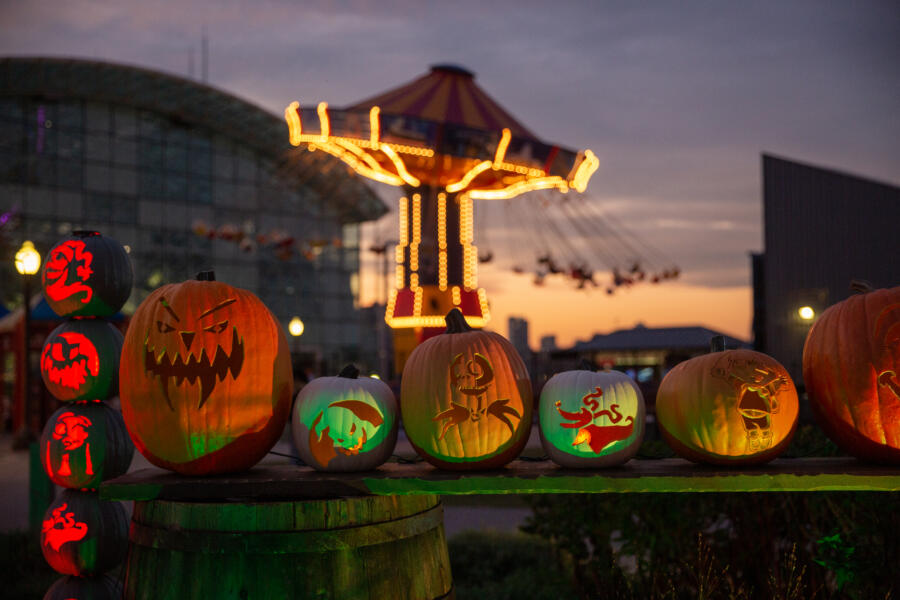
[204,320,228,334]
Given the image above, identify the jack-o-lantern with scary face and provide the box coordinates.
[401,309,532,470]
[40,402,134,490]
[41,320,123,402]
[292,364,398,471]
[119,271,293,475]
[41,231,132,318]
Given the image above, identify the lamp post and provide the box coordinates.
[15,240,41,441]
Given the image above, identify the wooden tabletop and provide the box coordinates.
[100,457,900,501]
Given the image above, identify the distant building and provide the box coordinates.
[754,154,900,384]
[0,57,386,373]
[540,323,748,405]
[539,335,557,353]
[507,316,531,360]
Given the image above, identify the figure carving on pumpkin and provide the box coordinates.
[712,355,788,452]
[143,297,244,410]
[41,332,100,391]
[875,304,900,400]
[41,503,88,552]
[43,239,94,304]
[433,352,521,440]
[49,412,93,478]
[308,400,385,468]
[554,386,635,453]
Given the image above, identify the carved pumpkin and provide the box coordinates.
[656,336,799,465]
[803,282,900,463]
[119,271,293,475]
[40,320,123,402]
[539,365,645,468]
[41,231,133,318]
[43,574,122,600]
[401,309,532,470]
[40,401,134,490]
[292,364,398,471]
[40,490,128,576]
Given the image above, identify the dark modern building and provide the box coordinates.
[0,57,386,375]
[753,154,900,384]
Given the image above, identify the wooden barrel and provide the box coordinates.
[124,494,453,599]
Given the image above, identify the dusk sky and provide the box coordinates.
[2,0,898,347]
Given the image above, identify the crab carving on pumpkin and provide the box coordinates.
[554,386,635,453]
[308,400,385,467]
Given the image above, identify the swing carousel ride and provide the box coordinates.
[283,65,679,367]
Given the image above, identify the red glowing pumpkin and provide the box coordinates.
[41,231,133,318]
[401,309,532,470]
[119,271,293,475]
[40,320,123,402]
[40,402,133,490]
[40,490,128,576]
[803,282,900,463]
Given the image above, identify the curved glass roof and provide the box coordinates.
[0,56,386,223]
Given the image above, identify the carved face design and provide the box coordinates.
[41,332,100,391]
[143,296,244,410]
[42,503,88,552]
[712,354,788,452]
[52,412,92,450]
[308,400,385,468]
[43,240,94,304]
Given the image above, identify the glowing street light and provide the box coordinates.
[289,317,305,337]
[15,240,41,275]
[798,306,815,321]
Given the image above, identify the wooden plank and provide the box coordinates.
[101,457,900,501]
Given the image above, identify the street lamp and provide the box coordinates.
[798,306,815,321]
[289,316,305,337]
[15,240,41,443]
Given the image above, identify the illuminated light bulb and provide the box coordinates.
[493,128,511,168]
[798,306,815,321]
[570,149,599,193]
[438,193,448,290]
[284,102,302,145]
[370,106,381,147]
[288,317,305,337]
[15,240,41,275]
[447,161,491,193]
[381,144,421,187]
[369,373,381,380]
[452,286,462,306]
[317,102,330,141]
[395,265,404,289]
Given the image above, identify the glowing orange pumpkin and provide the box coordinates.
[656,336,799,465]
[119,271,293,475]
[401,309,532,470]
[803,282,900,463]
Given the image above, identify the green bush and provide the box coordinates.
[449,530,576,600]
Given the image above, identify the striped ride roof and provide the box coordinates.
[346,64,538,140]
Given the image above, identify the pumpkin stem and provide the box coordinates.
[710,335,726,353]
[577,358,597,372]
[338,364,360,379]
[444,308,473,333]
[72,230,100,238]
[196,270,216,281]
[850,279,874,294]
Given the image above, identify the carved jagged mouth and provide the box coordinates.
[144,328,244,410]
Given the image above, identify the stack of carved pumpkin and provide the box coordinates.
[38,231,133,596]
[119,271,293,475]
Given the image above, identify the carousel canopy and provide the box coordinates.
[285,64,598,197]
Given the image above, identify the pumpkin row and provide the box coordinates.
[114,270,899,474]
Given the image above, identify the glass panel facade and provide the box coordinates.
[0,94,373,371]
